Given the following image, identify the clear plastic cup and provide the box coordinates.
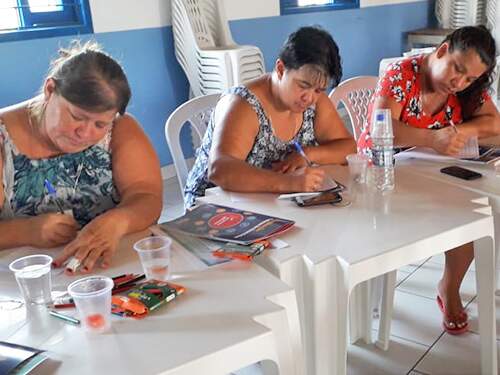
[9,255,53,305]
[346,154,369,184]
[68,276,114,333]
[134,236,172,281]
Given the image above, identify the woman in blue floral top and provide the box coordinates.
[0,41,162,272]
[184,26,356,207]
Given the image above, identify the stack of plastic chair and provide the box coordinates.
[172,0,266,97]
[435,0,488,28]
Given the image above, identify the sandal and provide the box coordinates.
[436,295,469,335]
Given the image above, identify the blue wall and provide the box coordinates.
[0,1,431,167]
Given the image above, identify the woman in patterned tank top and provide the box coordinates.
[184,26,356,207]
[0,41,162,273]
[362,26,500,335]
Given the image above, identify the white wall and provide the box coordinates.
[89,0,422,33]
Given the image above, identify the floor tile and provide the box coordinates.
[348,334,428,375]
[373,291,444,347]
[465,295,500,337]
[397,261,476,304]
[415,331,500,375]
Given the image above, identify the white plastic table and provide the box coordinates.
[0,231,304,375]
[200,165,497,375]
[396,154,500,290]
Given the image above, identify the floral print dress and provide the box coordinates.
[357,55,489,154]
[184,86,319,208]
[0,121,120,227]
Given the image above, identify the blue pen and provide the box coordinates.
[293,140,315,167]
[44,179,65,214]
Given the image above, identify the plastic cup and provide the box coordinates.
[370,109,393,138]
[9,255,53,306]
[134,236,172,281]
[346,154,369,184]
[68,276,114,333]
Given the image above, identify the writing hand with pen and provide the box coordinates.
[26,180,79,248]
[431,121,468,156]
[271,141,328,192]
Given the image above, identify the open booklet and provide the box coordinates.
[395,145,500,166]
[160,203,294,245]
[278,177,345,200]
[0,341,47,375]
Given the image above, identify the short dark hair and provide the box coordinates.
[278,26,343,88]
[47,40,131,115]
[442,26,497,120]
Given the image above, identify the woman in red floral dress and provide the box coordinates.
[359,26,500,335]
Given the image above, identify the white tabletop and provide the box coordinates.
[0,231,303,375]
[201,164,497,375]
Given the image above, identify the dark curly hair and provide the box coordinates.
[442,26,497,120]
[278,26,343,89]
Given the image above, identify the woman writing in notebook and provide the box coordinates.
[184,26,356,208]
[359,26,500,335]
[0,41,162,272]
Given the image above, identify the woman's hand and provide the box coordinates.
[272,152,309,173]
[53,211,128,273]
[431,127,468,156]
[28,213,79,248]
[287,167,326,192]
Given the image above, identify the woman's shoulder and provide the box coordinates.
[385,55,423,77]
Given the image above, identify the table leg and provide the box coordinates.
[474,235,497,375]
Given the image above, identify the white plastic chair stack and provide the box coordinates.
[435,0,488,28]
[172,0,266,97]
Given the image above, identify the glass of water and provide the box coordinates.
[9,254,53,305]
[134,236,172,281]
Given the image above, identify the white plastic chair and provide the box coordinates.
[172,0,265,97]
[329,76,379,140]
[435,0,487,28]
[165,94,220,192]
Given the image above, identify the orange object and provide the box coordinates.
[212,249,252,261]
[86,314,106,329]
[112,295,148,316]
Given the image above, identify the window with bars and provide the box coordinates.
[0,0,93,42]
[280,0,359,15]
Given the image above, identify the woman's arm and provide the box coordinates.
[374,96,468,155]
[208,95,326,193]
[304,93,356,164]
[457,98,500,138]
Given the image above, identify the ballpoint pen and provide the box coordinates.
[292,140,315,167]
[44,179,65,214]
[449,119,459,133]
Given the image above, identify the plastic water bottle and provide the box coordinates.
[370,109,394,191]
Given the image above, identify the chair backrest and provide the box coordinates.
[329,76,379,140]
[165,93,220,191]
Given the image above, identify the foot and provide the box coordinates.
[437,280,468,335]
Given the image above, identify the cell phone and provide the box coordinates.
[293,191,343,207]
[440,166,482,180]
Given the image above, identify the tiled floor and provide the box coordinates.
[160,177,498,375]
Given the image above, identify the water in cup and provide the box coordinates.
[142,258,170,281]
[68,276,114,333]
[9,255,53,305]
[134,236,172,281]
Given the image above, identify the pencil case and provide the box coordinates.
[111,280,185,319]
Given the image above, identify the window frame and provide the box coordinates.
[280,0,360,15]
[0,0,93,43]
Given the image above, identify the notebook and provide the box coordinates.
[160,203,294,245]
[0,341,47,375]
